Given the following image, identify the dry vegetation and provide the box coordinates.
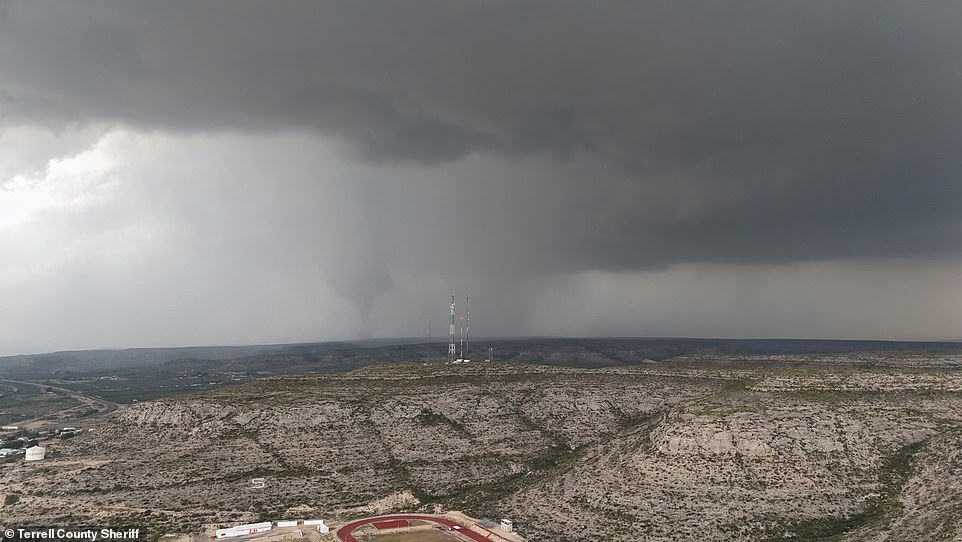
[2,354,962,542]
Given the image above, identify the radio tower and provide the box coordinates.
[448,293,457,363]
[465,295,470,361]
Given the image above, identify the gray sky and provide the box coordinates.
[1,1,961,355]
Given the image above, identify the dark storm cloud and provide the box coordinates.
[2,0,961,273]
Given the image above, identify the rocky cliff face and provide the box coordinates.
[2,359,961,542]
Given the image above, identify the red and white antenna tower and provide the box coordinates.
[448,293,457,363]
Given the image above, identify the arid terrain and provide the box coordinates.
[3,352,962,541]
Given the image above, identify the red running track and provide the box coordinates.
[335,514,491,542]
[372,519,411,530]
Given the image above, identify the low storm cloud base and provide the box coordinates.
[0,2,960,353]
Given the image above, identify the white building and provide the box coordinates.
[500,519,514,533]
[25,446,46,461]
[303,520,329,533]
[215,522,271,538]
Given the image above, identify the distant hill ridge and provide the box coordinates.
[2,337,961,376]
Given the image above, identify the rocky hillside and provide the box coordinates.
[2,358,962,541]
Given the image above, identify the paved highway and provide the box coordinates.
[0,377,121,429]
